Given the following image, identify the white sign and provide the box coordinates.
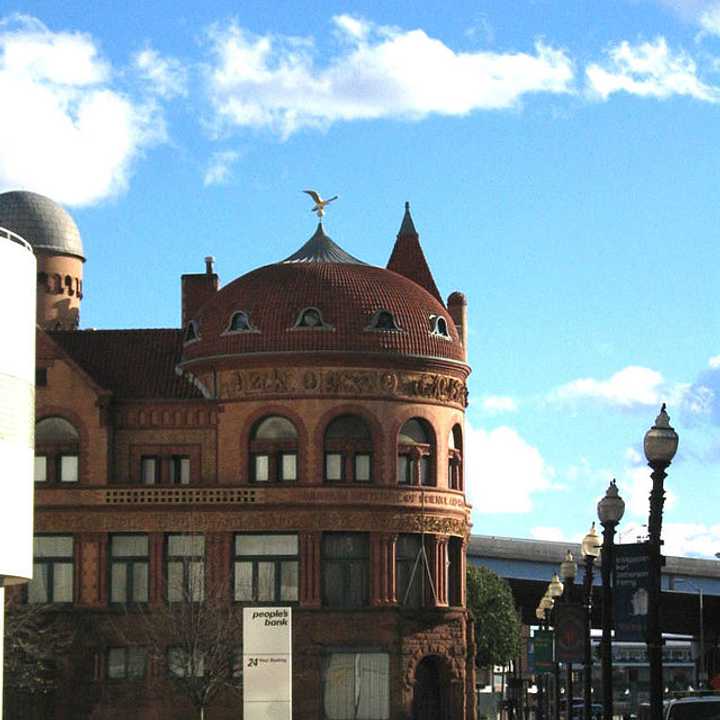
[243,607,292,720]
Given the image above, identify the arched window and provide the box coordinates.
[429,315,450,339]
[397,418,435,487]
[293,307,332,330]
[225,310,257,334]
[324,414,373,483]
[249,416,298,483]
[448,425,463,491]
[184,321,199,344]
[366,309,401,332]
[34,417,80,483]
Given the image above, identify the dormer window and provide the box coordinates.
[366,309,401,332]
[225,310,257,334]
[429,315,450,339]
[293,307,332,330]
[184,321,199,344]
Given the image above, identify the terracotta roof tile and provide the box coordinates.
[49,329,202,399]
[182,262,465,365]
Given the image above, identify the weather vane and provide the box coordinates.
[303,190,338,219]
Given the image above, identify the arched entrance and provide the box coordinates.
[412,655,449,720]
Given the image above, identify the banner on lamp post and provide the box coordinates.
[531,630,555,672]
[613,543,650,642]
[554,603,586,663]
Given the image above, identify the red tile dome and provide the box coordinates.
[181,226,465,366]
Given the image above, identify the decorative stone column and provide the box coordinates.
[300,531,321,607]
[371,533,398,605]
[427,534,449,607]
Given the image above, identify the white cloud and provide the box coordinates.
[133,47,187,99]
[699,4,720,36]
[205,17,574,138]
[481,395,517,413]
[586,37,720,102]
[709,354,720,368]
[661,522,720,557]
[0,15,166,206]
[530,526,565,542]
[620,447,677,517]
[203,150,240,186]
[466,423,555,514]
[550,366,665,408]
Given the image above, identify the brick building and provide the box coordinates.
[1,190,475,719]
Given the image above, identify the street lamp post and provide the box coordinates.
[644,405,679,720]
[581,524,601,720]
[548,578,564,720]
[597,479,626,720]
[561,551,578,720]
[537,607,548,720]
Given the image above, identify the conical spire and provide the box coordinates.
[398,201,418,236]
[282,223,366,264]
[387,202,442,302]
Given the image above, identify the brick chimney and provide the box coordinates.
[447,291,467,360]
[181,256,219,327]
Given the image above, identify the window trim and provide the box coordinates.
[106,646,148,681]
[28,534,74,605]
[109,533,150,606]
[365,308,403,333]
[233,532,300,605]
[291,306,334,331]
[166,534,206,603]
[222,310,260,335]
[321,533,369,609]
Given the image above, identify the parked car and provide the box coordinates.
[664,695,720,720]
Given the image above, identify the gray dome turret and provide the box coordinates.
[0,191,84,259]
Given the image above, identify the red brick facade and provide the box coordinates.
[24,203,475,720]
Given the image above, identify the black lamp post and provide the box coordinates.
[643,405,678,720]
[546,580,564,720]
[597,479,625,720]
[581,523,601,720]
[561,551,578,720]
[536,606,548,720]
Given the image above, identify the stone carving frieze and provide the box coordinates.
[214,367,468,408]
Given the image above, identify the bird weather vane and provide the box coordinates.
[303,190,338,219]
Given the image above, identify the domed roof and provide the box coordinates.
[181,226,464,366]
[0,191,83,259]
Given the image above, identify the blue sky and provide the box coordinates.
[3,0,720,557]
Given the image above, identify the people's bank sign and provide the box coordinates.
[243,607,292,720]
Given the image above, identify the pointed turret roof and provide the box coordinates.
[386,202,442,302]
[282,223,366,265]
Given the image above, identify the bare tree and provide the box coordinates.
[116,535,242,720]
[3,596,76,713]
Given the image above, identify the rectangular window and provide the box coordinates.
[280,453,297,481]
[167,535,205,602]
[234,534,299,603]
[168,647,204,677]
[34,456,47,483]
[141,456,158,485]
[59,455,79,483]
[28,536,74,604]
[325,453,343,481]
[35,367,48,386]
[322,533,369,608]
[253,454,269,482]
[354,454,371,482]
[170,456,190,485]
[398,455,411,484]
[107,647,147,680]
[419,456,431,486]
[323,652,390,720]
[396,534,424,608]
[110,535,149,604]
